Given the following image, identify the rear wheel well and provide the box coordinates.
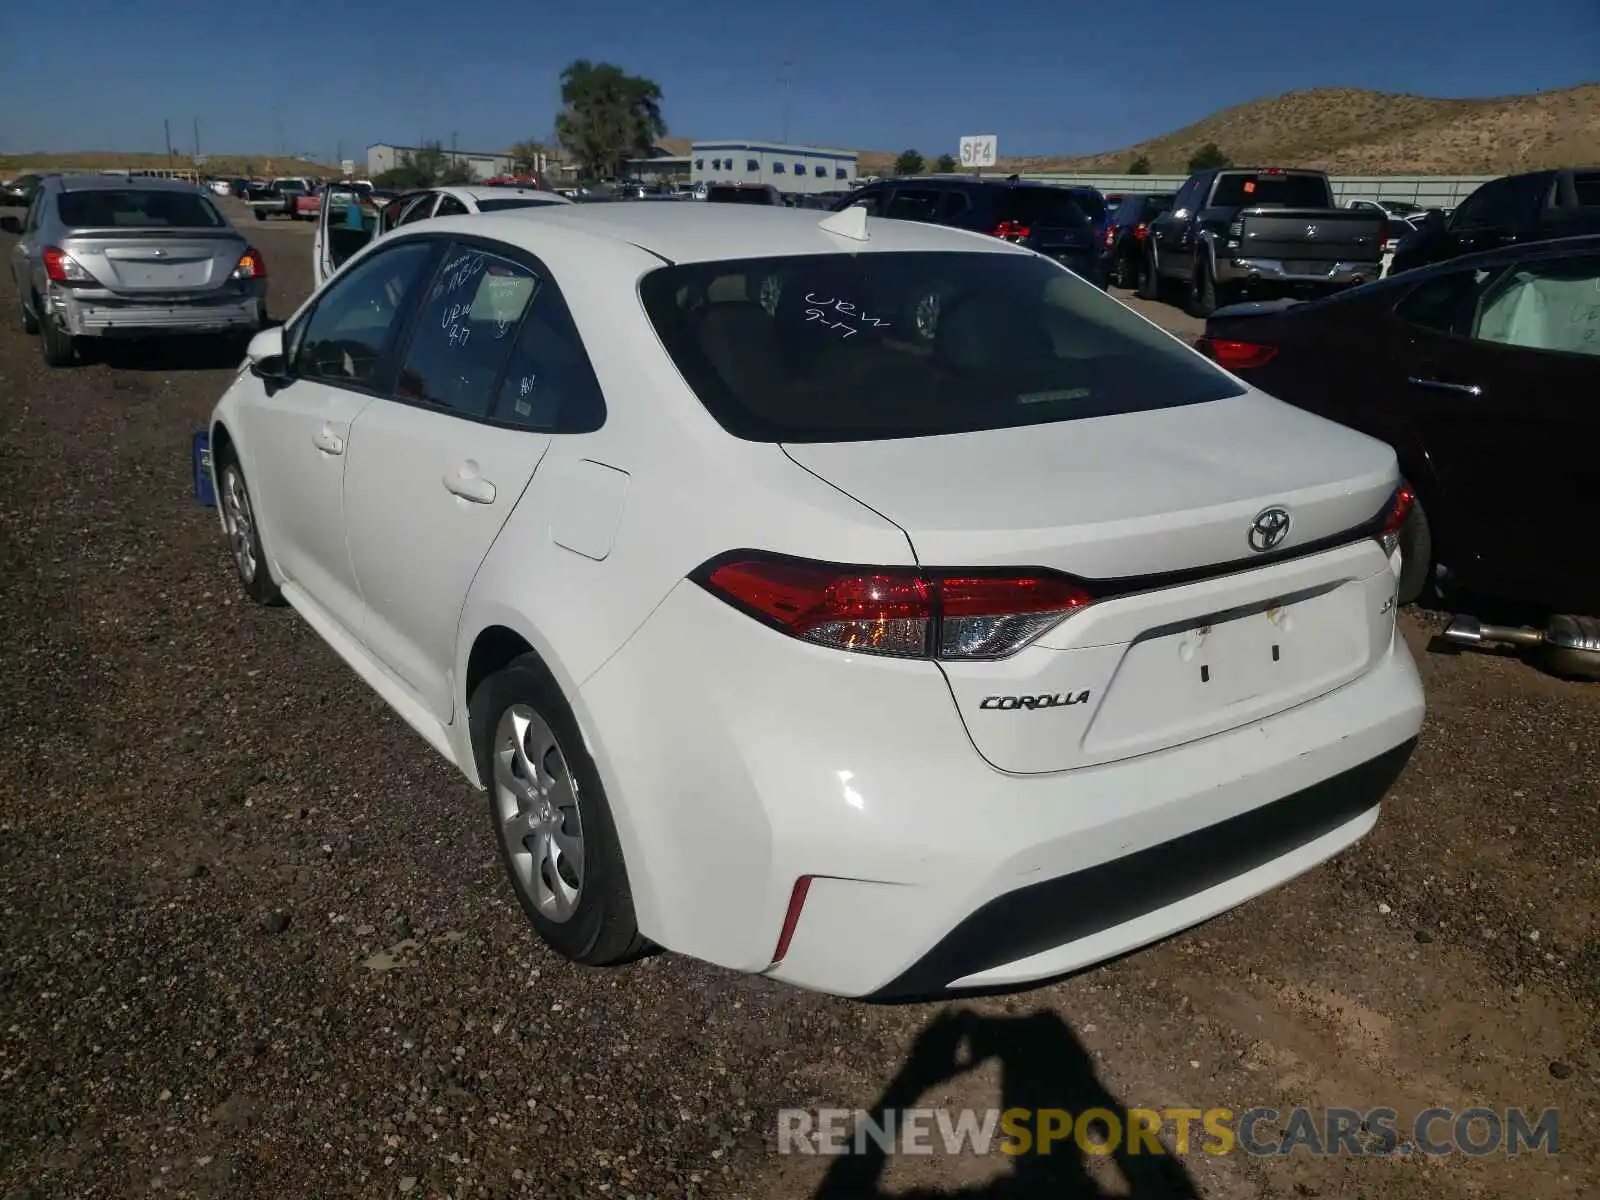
[466,625,537,710]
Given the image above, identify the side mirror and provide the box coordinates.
[0,216,21,235]
[245,325,289,380]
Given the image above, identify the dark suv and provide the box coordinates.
[832,176,1103,285]
[1102,193,1174,288]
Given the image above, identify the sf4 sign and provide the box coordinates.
[959,135,997,169]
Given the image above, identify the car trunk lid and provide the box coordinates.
[781,391,1403,772]
[63,229,244,293]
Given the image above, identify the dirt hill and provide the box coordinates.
[0,152,341,179]
[856,83,1599,175]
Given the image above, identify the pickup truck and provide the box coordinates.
[1137,167,1385,315]
[1389,167,1600,276]
[245,177,313,221]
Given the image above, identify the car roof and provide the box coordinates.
[436,185,569,203]
[428,201,1036,265]
[55,174,204,192]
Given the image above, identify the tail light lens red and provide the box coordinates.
[696,554,1093,661]
[42,246,94,284]
[1103,225,1116,247]
[1379,485,1415,555]
[1195,336,1278,370]
[231,247,266,280]
[991,220,1030,242]
[1133,223,1149,240]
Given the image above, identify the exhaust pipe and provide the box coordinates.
[1442,614,1600,680]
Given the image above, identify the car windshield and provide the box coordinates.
[474,197,566,212]
[1210,173,1331,208]
[57,189,226,229]
[638,251,1243,442]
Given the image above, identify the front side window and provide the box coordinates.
[396,194,436,226]
[1473,255,1600,357]
[639,251,1243,442]
[394,246,540,416]
[56,189,225,229]
[296,241,437,388]
[1393,267,1503,337]
[435,194,469,217]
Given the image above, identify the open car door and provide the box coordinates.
[313,184,384,288]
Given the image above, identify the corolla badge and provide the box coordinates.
[1248,506,1291,553]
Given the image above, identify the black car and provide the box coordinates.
[1389,168,1600,276]
[1197,235,1600,673]
[1,173,44,206]
[1102,192,1174,288]
[832,176,1103,285]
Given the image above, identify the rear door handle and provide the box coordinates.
[444,469,497,504]
[312,427,345,455]
[1407,376,1482,397]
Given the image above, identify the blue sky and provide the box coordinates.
[3,0,1595,160]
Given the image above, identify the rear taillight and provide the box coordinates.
[42,246,94,284]
[696,553,1093,661]
[1195,337,1278,370]
[231,247,266,280]
[991,219,1030,242]
[1379,485,1415,556]
[1103,225,1116,248]
[1133,223,1149,240]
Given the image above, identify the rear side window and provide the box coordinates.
[884,189,942,221]
[1068,191,1106,222]
[395,247,540,418]
[638,251,1243,442]
[994,188,1091,228]
[1570,172,1600,207]
[1209,173,1332,208]
[57,189,225,229]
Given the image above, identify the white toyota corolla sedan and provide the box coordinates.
[208,201,1424,999]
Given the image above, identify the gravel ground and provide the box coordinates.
[0,209,1595,1200]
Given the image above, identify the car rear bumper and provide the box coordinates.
[576,577,1424,999]
[1216,257,1381,288]
[52,285,266,337]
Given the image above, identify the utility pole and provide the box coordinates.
[193,117,201,159]
[164,118,173,166]
[451,131,458,166]
[778,60,793,144]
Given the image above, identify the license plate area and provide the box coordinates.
[1082,583,1369,759]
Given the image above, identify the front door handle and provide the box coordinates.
[312,426,345,455]
[1407,376,1482,397]
[444,468,496,504]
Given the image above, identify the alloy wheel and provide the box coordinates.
[492,704,585,923]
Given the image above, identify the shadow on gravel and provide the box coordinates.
[84,334,254,373]
[815,1009,1201,1200]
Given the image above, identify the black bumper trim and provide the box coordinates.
[867,738,1417,1003]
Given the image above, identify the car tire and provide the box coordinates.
[1189,259,1218,318]
[1135,249,1161,300]
[1397,493,1433,606]
[216,454,284,606]
[39,315,76,367]
[253,209,266,221]
[471,654,649,968]
[20,292,38,335]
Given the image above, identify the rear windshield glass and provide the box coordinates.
[708,187,776,205]
[994,188,1091,228]
[1068,191,1107,222]
[474,197,566,212]
[57,189,226,229]
[1210,173,1331,208]
[638,251,1243,442]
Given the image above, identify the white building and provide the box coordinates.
[366,143,514,182]
[690,141,856,195]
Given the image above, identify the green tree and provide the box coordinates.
[555,60,667,179]
[373,142,452,189]
[508,140,545,175]
[439,160,474,185]
[893,149,925,176]
[934,152,957,173]
[1126,154,1152,174]
[1187,142,1231,171]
